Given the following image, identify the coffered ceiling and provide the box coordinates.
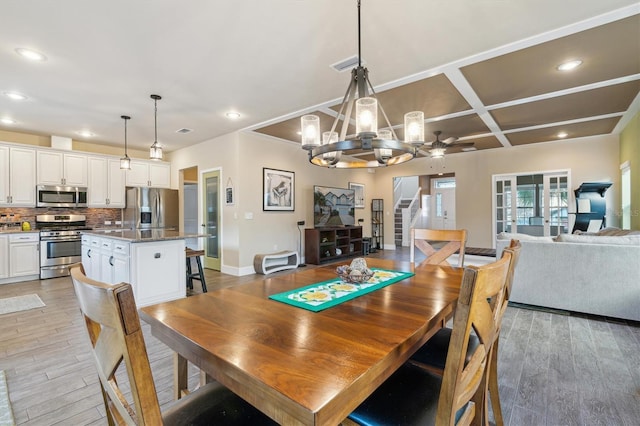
[253,11,640,157]
[1,1,638,156]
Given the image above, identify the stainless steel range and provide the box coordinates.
[37,214,91,279]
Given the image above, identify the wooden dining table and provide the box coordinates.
[139,258,462,425]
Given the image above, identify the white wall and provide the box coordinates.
[373,134,621,248]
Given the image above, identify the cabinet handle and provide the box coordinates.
[154,253,161,259]
[109,256,115,266]
[87,249,91,258]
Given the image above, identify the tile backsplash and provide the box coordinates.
[0,207,122,229]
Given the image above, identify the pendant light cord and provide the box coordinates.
[124,118,128,154]
[357,0,361,68]
[154,98,158,144]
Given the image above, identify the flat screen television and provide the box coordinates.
[313,185,355,227]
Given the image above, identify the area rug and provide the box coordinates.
[0,294,45,315]
[0,371,15,426]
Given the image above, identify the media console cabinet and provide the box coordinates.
[304,226,363,265]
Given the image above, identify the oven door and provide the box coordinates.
[40,238,82,267]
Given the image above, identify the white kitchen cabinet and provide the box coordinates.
[126,160,171,188]
[81,235,93,277]
[82,236,130,287]
[0,235,8,279]
[0,144,37,207]
[8,233,39,278]
[81,233,185,306]
[131,239,183,306]
[37,151,88,186]
[87,157,126,207]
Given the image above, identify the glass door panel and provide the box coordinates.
[495,178,514,234]
[545,174,569,236]
[202,170,220,270]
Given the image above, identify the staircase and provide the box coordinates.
[394,199,412,247]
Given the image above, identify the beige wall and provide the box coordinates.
[620,112,639,230]
[168,131,378,273]
[371,134,621,248]
[0,129,149,158]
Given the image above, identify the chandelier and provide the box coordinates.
[301,0,424,168]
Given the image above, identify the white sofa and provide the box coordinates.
[496,231,640,322]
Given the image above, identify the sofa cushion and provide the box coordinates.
[496,232,555,242]
[556,233,640,245]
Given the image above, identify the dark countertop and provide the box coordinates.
[82,229,208,243]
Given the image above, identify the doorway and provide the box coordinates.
[493,171,569,237]
[202,170,221,270]
[429,177,456,230]
[181,166,198,250]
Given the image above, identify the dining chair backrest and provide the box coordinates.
[436,250,512,425]
[484,239,521,426]
[495,239,521,334]
[410,228,467,268]
[70,263,163,425]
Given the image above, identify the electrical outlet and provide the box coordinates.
[115,221,122,225]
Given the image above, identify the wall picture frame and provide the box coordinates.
[349,182,365,209]
[263,168,295,211]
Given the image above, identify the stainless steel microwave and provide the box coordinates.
[36,185,88,208]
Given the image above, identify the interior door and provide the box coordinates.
[202,170,221,270]
[544,174,569,236]
[494,171,569,238]
[429,178,456,230]
[495,177,515,234]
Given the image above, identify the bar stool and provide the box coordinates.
[185,248,207,293]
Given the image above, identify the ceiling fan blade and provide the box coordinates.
[453,142,475,148]
[443,137,458,144]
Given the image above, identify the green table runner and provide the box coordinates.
[269,268,414,312]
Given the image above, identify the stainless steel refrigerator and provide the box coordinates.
[123,187,179,229]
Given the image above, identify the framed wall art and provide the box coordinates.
[263,168,295,211]
[349,182,365,209]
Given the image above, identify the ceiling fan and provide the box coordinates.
[421,131,475,158]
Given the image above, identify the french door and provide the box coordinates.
[202,170,221,270]
[494,171,569,238]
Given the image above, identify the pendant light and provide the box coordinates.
[120,115,131,170]
[149,94,163,160]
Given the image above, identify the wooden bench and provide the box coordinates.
[253,250,299,275]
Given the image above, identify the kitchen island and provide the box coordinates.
[81,229,207,307]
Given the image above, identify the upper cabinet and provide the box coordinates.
[87,156,126,208]
[0,144,37,207]
[37,151,88,186]
[126,160,171,188]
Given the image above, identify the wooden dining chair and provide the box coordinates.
[346,249,512,426]
[410,228,468,268]
[69,264,276,426]
[408,239,522,426]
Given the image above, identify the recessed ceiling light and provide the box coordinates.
[556,60,582,71]
[557,131,568,138]
[226,112,241,119]
[15,48,47,62]
[1,117,16,125]
[3,91,28,101]
[76,130,95,137]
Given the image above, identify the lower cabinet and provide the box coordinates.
[0,236,8,279]
[0,233,39,284]
[81,235,185,306]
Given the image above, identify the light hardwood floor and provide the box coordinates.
[1,248,639,425]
